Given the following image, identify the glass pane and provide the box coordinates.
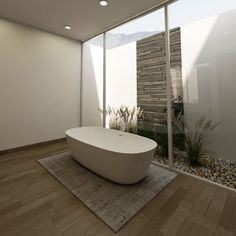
[82,35,104,126]
[169,0,236,189]
[105,8,169,164]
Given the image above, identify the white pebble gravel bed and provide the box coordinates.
[154,151,236,190]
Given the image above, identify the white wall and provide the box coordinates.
[81,37,103,127]
[181,9,236,161]
[0,19,81,150]
[81,40,137,127]
[106,42,137,109]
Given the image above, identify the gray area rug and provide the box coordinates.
[38,152,177,232]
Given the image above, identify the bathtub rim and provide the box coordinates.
[65,126,157,155]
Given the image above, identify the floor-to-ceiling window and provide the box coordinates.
[166,0,236,189]
[82,0,236,190]
[105,8,167,148]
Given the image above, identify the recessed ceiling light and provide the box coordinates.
[64,25,71,30]
[100,0,108,7]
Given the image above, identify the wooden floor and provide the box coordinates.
[0,141,235,236]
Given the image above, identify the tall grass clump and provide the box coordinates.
[99,105,143,134]
[183,116,219,166]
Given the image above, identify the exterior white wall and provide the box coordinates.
[81,40,103,127]
[181,9,236,161]
[82,41,137,127]
[106,42,137,109]
[0,19,81,150]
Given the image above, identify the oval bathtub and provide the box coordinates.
[65,127,157,184]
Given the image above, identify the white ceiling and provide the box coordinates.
[0,0,168,42]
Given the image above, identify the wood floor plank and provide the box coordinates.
[190,222,215,236]
[204,192,227,225]
[136,187,189,236]
[219,195,236,234]
[160,201,192,236]
[175,219,195,236]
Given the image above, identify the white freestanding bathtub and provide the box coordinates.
[65,127,157,184]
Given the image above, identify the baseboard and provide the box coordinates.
[0,138,67,156]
